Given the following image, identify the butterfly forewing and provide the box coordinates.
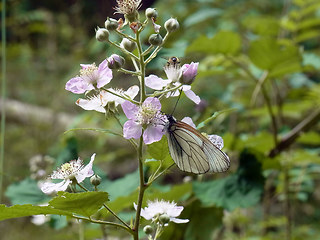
[166,119,230,174]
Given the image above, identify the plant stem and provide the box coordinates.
[106,39,139,61]
[145,32,170,65]
[136,28,146,101]
[133,136,147,240]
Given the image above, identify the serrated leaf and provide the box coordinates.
[0,204,73,221]
[187,31,241,55]
[5,178,50,205]
[49,192,109,217]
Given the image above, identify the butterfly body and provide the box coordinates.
[165,115,230,174]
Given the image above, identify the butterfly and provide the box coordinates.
[164,115,230,174]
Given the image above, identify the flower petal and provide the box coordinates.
[40,179,71,194]
[96,59,113,88]
[143,125,164,144]
[121,101,139,120]
[125,85,139,100]
[65,77,94,94]
[183,89,201,104]
[123,120,142,139]
[181,117,196,128]
[208,134,224,150]
[143,97,161,111]
[76,153,96,183]
[76,97,106,113]
[170,217,189,223]
[145,75,171,90]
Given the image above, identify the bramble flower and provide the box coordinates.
[121,97,165,144]
[65,60,112,94]
[134,200,189,225]
[40,153,96,194]
[76,85,139,113]
[145,62,200,104]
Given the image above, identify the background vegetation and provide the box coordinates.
[1,0,320,239]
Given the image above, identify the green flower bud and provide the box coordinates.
[164,18,179,32]
[145,8,158,19]
[148,34,163,46]
[90,175,102,186]
[143,225,154,235]
[159,214,170,225]
[120,38,136,52]
[105,17,119,31]
[95,27,109,42]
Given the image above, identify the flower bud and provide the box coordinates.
[145,8,158,19]
[107,54,125,69]
[159,214,170,225]
[120,38,136,52]
[180,62,199,85]
[105,17,119,31]
[90,175,101,186]
[148,34,163,46]
[164,18,179,32]
[95,27,109,42]
[143,225,154,235]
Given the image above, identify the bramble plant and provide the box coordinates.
[1,1,231,239]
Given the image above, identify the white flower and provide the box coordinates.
[76,85,139,113]
[134,200,189,225]
[40,153,96,194]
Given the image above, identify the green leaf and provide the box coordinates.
[5,178,50,205]
[193,149,264,211]
[297,131,320,145]
[303,53,320,69]
[64,128,122,137]
[243,16,280,36]
[248,38,301,77]
[146,183,192,203]
[147,136,170,161]
[187,31,241,55]
[184,203,223,240]
[49,191,109,217]
[99,170,139,200]
[184,8,223,28]
[0,204,72,221]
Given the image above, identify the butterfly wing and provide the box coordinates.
[166,121,230,174]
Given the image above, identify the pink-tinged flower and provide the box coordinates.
[107,54,125,69]
[65,60,112,94]
[151,18,161,33]
[121,97,165,144]
[181,62,198,84]
[76,85,139,113]
[40,154,96,194]
[134,200,189,225]
[145,62,200,104]
[115,0,142,16]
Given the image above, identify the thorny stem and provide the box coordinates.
[147,163,175,186]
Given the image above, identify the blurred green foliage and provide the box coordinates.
[1,0,320,239]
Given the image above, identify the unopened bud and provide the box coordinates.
[107,54,125,69]
[95,27,109,42]
[148,34,163,46]
[143,225,154,235]
[145,8,158,19]
[159,214,170,225]
[164,18,179,32]
[120,38,136,52]
[90,175,101,186]
[105,17,119,31]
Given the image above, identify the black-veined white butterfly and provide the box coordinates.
[164,115,230,174]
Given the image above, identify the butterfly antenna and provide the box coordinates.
[170,89,182,116]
